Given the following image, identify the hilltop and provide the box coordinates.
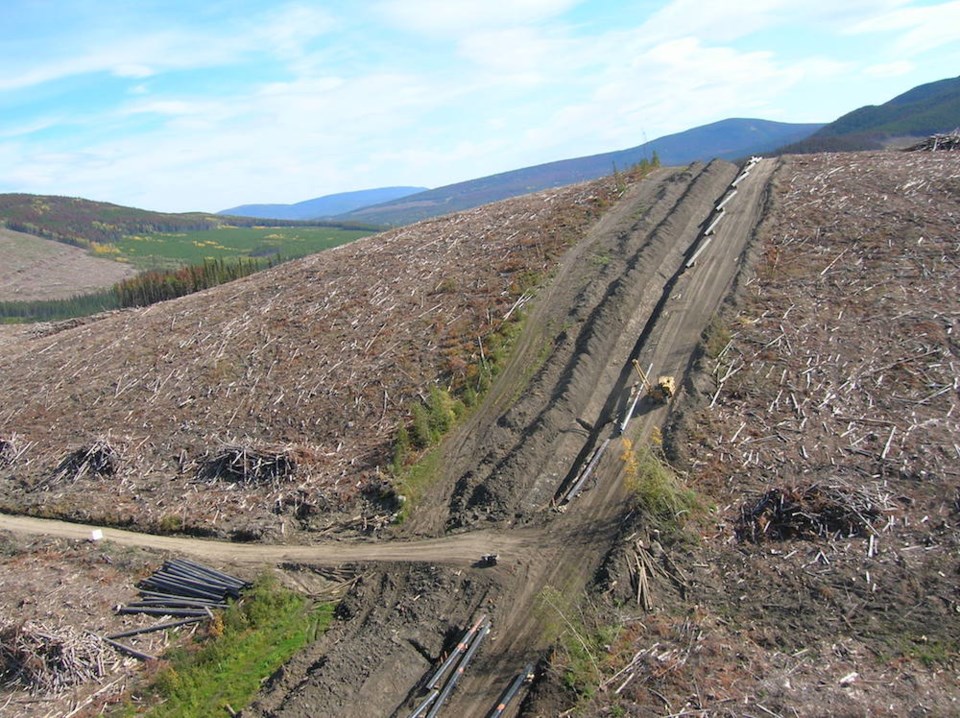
[219,186,427,220]
[0,193,378,249]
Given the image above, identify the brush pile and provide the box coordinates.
[736,483,884,542]
[905,130,960,152]
[52,440,119,484]
[200,443,297,486]
[0,436,16,466]
[0,620,106,694]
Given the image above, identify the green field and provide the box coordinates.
[110,225,373,271]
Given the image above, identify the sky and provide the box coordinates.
[1,1,958,213]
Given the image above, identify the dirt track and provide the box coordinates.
[0,159,776,717]
[441,158,776,717]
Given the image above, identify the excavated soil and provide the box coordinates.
[233,157,774,718]
[244,563,498,718]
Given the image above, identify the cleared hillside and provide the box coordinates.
[540,149,960,716]
[0,228,137,301]
[0,172,630,538]
[1,150,957,718]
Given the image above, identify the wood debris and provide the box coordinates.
[200,443,297,486]
[904,130,960,152]
[0,620,106,694]
[50,439,119,485]
[735,482,887,542]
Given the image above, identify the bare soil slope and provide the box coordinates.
[0,228,136,301]
[4,151,954,718]
[1,158,773,717]
[235,158,775,717]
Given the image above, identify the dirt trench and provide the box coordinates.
[403,160,740,536]
[249,158,777,718]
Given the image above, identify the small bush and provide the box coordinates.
[410,403,432,450]
[622,438,700,533]
[392,424,410,473]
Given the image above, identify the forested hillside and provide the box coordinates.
[0,194,379,248]
[779,75,960,153]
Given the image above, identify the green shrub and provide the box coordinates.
[410,403,432,449]
[621,438,700,533]
[392,424,410,473]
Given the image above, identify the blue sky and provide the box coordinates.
[1,1,958,213]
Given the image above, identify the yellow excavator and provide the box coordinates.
[632,359,675,404]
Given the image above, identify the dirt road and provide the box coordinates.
[0,512,538,568]
[0,159,777,717]
[440,158,776,717]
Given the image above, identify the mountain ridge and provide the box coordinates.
[778,75,960,154]
[333,118,823,226]
[219,186,427,220]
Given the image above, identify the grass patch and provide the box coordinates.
[536,586,621,701]
[391,444,443,524]
[389,312,527,521]
[115,575,333,718]
[897,636,959,668]
[701,313,732,361]
[113,226,371,271]
[621,436,701,535]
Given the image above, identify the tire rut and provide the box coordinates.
[444,162,737,529]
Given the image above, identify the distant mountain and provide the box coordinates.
[219,186,427,220]
[779,75,960,154]
[336,119,823,226]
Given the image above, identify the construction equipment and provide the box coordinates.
[632,359,675,404]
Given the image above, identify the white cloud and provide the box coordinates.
[249,4,337,59]
[374,0,580,35]
[0,4,334,93]
[3,0,955,212]
[638,0,912,44]
[849,0,960,54]
[111,63,155,79]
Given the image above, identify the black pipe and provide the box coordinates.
[426,620,491,718]
[487,663,534,718]
[105,617,205,639]
[117,606,209,617]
